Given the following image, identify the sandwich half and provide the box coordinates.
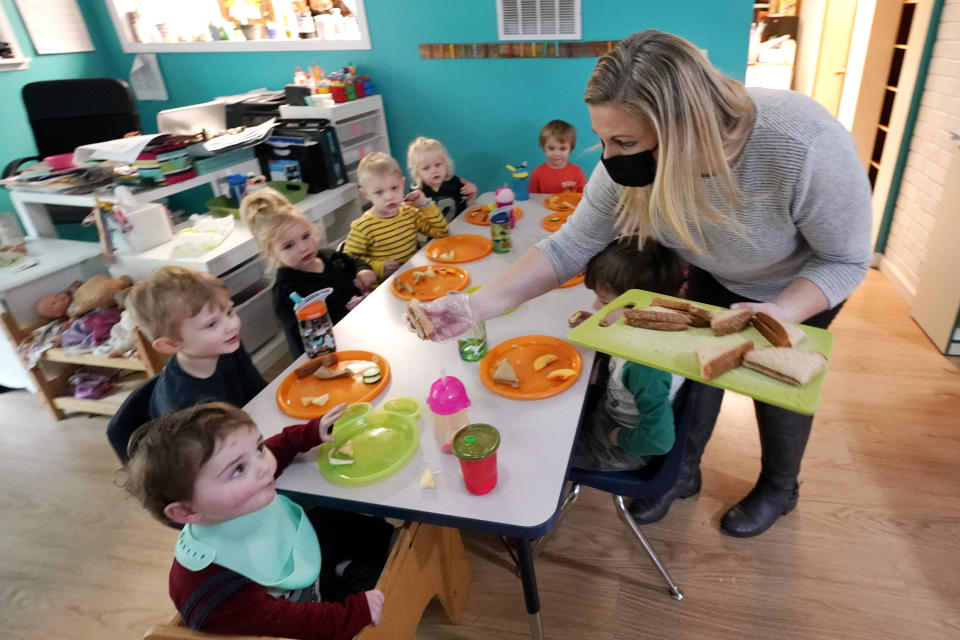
[696,340,754,380]
[407,299,434,340]
[711,308,753,336]
[751,312,807,347]
[742,347,827,386]
[624,306,690,331]
[493,358,520,387]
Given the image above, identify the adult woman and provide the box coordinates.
[411,30,872,537]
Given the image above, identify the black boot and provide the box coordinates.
[720,478,799,537]
[628,464,702,524]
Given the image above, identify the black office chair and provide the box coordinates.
[3,78,141,178]
[536,358,700,601]
[106,376,158,464]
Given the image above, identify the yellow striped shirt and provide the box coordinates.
[343,202,448,276]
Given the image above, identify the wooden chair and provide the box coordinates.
[0,311,167,420]
[143,521,471,640]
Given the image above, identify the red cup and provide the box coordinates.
[451,424,500,495]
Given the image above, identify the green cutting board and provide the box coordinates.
[565,289,834,415]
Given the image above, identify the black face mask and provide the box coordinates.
[602,145,658,187]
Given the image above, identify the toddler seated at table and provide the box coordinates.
[112,267,266,459]
[123,401,393,640]
[406,136,478,222]
[569,238,685,471]
[343,151,449,279]
[529,119,587,194]
[240,186,377,358]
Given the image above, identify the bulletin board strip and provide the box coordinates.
[418,41,618,59]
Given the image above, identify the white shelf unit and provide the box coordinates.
[280,94,390,185]
[0,5,30,71]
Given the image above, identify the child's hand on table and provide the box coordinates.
[355,269,377,293]
[459,179,478,205]
[404,189,429,207]
[568,310,592,328]
[313,403,347,443]
[364,589,385,626]
[382,260,401,277]
[346,294,366,311]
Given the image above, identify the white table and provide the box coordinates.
[244,193,595,639]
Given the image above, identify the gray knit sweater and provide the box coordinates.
[537,87,872,307]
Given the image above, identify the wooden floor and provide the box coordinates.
[2,269,959,640]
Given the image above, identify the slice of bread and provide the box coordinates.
[711,308,753,336]
[493,358,520,387]
[407,299,434,340]
[313,365,352,380]
[624,307,690,331]
[696,340,754,380]
[751,312,807,348]
[742,347,827,386]
[651,296,691,312]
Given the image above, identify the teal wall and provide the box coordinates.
[3,1,753,218]
[0,0,115,217]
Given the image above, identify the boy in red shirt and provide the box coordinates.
[123,402,391,640]
[529,119,588,194]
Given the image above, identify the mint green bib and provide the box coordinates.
[175,494,321,590]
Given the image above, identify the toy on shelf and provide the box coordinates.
[295,63,377,105]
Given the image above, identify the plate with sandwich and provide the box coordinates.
[544,191,582,212]
[315,409,418,487]
[566,290,834,415]
[479,335,583,400]
[276,350,391,419]
[392,264,470,301]
[425,234,493,263]
[463,205,525,226]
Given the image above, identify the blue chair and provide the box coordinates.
[106,376,158,463]
[540,366,700,601]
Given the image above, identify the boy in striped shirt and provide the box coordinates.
[344,152,449,279]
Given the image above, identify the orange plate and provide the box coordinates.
[544,192,582,212]
[463,205,524,226]
[276,350,391,419]
[541,212,571,232]
[392,264,469,301]
[479,335,583,400]
[425,234,492,263]
[558,273,585,289]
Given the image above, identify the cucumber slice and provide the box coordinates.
[363,374,381,384]
[361,366,380,377]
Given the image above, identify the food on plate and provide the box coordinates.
[361,366,381,384]
[710,308,753,336]
[313,365,352,380]
[533,354,559,371]
[549,216,562,222]
[300,393,330,407]
[412,270,427,284]
[438,251,456,260]
[328,448,355,466]
[696,340,754,380]
[407,298,434,340]
[419,468,436,489]
[492,358,520,387]
[546,368,578,381]
[396,280,415,294]
[623,306,690,331]
[751,312,807,348]
[742,347,827,386]
[294,353,337,378]
[424,267,437,278]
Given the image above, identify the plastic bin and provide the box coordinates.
[234,278,278,352]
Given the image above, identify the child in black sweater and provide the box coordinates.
[241,188,377,357]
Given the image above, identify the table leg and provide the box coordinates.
[512,537,544,640]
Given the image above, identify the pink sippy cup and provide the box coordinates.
[427,374,471,453]
[495,185,517,228]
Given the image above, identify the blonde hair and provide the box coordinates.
[539,120,577,150]
[126,266,231,341]
[356,151,404,189]
[584,30,753,257]
[406,137,454,188]
[123,402,254,525]
[240,187,323,266]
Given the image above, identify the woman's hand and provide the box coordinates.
[730,301,793,322]
[364,590,385,626]
[404,293,480,341]
[354,269,377,293]
[404,189,428,207]
[460,179,478,205]
[731,278,830,324]
[314,403,347,442]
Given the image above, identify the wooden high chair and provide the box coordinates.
[143,522,471,640]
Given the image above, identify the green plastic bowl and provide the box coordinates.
[206,181,308,218]
[380,396,421,421]
[318,410,419,487]
[332,402,372,434]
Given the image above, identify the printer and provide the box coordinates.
[256,118,347,193]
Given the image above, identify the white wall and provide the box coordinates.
[838,0,878,129]
[794,0,827,95]
[882,0,960,301]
